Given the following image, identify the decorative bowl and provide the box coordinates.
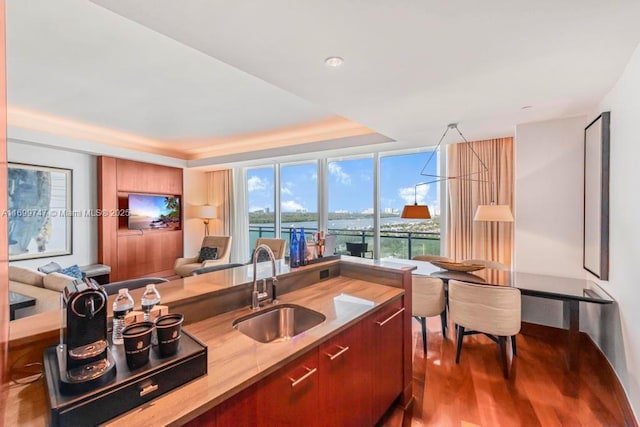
[429,260,486,273]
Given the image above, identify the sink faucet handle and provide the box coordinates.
[271,277,279,303]
[261,278,267,293]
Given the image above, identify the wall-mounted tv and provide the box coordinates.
[128,194,180,230]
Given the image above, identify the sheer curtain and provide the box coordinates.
[206,170,231,236]
[446,137,513,267]
[230,168,249,264]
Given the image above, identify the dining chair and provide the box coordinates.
[346,242,373,258]
[412,255,454,262]
[448,280,521,378]
[412,276,447,355]
[461,258,507,270]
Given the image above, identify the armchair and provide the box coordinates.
[253,238,286,260]
[174,235,232,277]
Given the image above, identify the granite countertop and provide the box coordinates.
[5,274,404,426]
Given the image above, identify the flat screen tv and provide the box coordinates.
[128,194,180,230]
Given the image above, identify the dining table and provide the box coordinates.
[383,258,614,372]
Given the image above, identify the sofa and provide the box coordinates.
[8,265,76,319]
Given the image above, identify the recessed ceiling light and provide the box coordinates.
[521,105,532,110]
[324,56,344,68]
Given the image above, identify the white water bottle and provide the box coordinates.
[112,288,134,345]
[141,284,161,322]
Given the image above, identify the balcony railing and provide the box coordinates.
[249,225,440,260]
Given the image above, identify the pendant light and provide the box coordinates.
[417,122,513,222]
[400,183,431,219]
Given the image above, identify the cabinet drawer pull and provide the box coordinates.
[289,366,317,388]
[376,307,405,327]
[139,383,158,397]
[326,345,350,361]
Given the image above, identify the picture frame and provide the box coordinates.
[8,163,73,260]
[583,112,610,280]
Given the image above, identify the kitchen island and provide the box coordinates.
[4,257,414,426]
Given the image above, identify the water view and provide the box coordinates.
[250,213,440,260]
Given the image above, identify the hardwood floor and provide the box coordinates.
[381,317,634,427]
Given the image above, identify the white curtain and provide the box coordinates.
[230,168,249,264]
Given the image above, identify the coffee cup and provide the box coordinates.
[122,321,155,370]
[154,313,184,357]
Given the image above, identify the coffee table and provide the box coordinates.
[9,291,36,320]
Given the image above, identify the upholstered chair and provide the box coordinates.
[174,235,232,277]
[412,276,447,355]
[449,280,521,378]
[461,258,507,270]
[412,255,454,263]
[254,238,286,260]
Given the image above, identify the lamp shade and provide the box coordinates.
[474,204,514,222]
[195,205,217,219]
[401,204,431,219]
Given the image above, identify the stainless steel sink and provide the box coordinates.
[232,304,326,343]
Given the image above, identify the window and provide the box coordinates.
[247,166,275,250]
[243,149,441,261]
[327,157,374,255]
[280,162,318,248]
[379,151,440,259]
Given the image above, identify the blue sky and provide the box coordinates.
[247,151,439,214]
[129,194,177,217]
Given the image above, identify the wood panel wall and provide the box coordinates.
[0,0,9,413]
[98,157,183,281]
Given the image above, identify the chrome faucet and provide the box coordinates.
[251,244,279,310]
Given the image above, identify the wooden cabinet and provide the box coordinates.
[116,230,182,280]
[195,298,405,427]
[370,298,405,424]
[256,349,320,427]
[319,320,371,427]
[215,385,258,427]
[98,156,184,280]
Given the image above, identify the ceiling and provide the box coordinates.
[7,0,640,167]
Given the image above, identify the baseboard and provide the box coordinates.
[582,333,638,427]
[521,322,637,426]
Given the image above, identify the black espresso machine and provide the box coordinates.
[56,278,116,394]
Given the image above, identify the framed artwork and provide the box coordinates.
[583,112,610,280]
[8,163,73,260]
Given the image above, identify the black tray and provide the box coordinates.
[43,330,207,426]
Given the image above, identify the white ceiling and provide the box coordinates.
[8,0,640,166]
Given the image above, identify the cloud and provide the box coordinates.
[247,176,267,192]
[281,200,304,212]
[281,181,293,196]
[328,163,351,185]
[399,184,429,204]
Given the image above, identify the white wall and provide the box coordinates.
[514,115,587,326]
[515,42,640,416]
[587,42,640,416]
[8,139,98,270]
[182,169,209,257]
